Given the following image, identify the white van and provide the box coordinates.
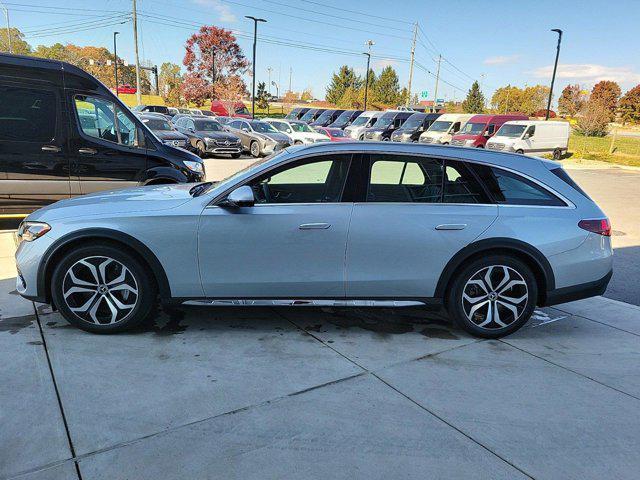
[344,111,384,140]
[418,113,475,144]
[486,120,570,159]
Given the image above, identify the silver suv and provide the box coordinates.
[15,143,612,338]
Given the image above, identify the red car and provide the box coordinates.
[210,100,252,118]
[314,126,351,142]
[116,84,137,94]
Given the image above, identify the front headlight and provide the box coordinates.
[17,221,51,242]
[183,160,204,174]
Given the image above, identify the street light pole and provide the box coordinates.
[132,0,142,105]
[363,40,374,111]
[210,46,216,106]
[113,31,120,97]
[245,15,267,119]
[271,80,279,99]
[0,1,11,53]
[546,28,563,120]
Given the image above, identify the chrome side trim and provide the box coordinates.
[182,299,426,307]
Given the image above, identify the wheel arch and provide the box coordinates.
[435,238,555,305]
[38,228,171,304]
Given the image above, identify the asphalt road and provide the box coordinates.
[569,167,640,305]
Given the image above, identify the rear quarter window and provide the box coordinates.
[550,167,591,200]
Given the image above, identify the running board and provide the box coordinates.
[182,299,426,307]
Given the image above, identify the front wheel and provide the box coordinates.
[51,244,157,333]
[196,140,207,158]
[515,149,524,154]
[446,255,537,338]
[553,148,562,160]
[250,141,261,157]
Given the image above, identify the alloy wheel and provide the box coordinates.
[62,256,139,325]
[250,142,260,157]
[461,265,528,330]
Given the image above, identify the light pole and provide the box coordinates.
[210,46,216,106]
[113,31,120,97]
[267,66,272,95]
[245,15,267,118]
[546,29,563,120]
[271,80,279,99]
[1,1,11,53]
[363,40,374,111]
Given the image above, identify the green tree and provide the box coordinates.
[374,66,401,105]
[618,84,640,124]
[300,88,313,101]
[326,65,361,104]
[491,85,523,113]
[0,27,31,55]
[159,62,182,105]
[557,84,586,117]
[461,80,485,113]
[521,85,550,116]
[591,80,621,120]
[33,43,68,60]
[256,81,269,110]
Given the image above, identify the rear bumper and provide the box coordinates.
[543,270,612,307]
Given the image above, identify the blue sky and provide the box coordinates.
[9,0,640,103]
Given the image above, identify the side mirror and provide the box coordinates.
[221,185,255,208]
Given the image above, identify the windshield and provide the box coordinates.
[142,118,173,130]
[496,124,528,138]
[315,110,334,123]
[329,129,346,137]
[375,114,396,129]
[195,120,222,132]
[251,121,278,133]
[460,122,486,135]
[400,115,426,130]
[332,111,352,124]
[291,122,313,132]
[350,115,370,126]
[428,120,453,132]
[299,109,317,122]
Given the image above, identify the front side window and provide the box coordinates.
[248,154,351,204]
[75,96,138,146]
[525,126,536,138]
[367,154,443,203]
[116,109,138,146]
[0,85,57,142]
[442,160,490,204]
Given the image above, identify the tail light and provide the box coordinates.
[578,218,611,236]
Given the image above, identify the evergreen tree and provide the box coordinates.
[462,81,485,113]
[256,81,269,110]
[374,66,401,105]
[326,66,361,104]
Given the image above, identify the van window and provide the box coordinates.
[487,124,496,135]
[525,125,536,138]
[75,96,138,146]
[0,86,57,142]
[451,121,461,133]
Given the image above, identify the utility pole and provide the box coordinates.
[546,29,563,120]
[132,0,142,105]
[267,66,272,95]
[1,1,11,53]
[288,66,292,93]
[211,46,216,104]
[433,54,441,113]
[113,31,120,97]
[363,40,374,111]
[245,15,267,118]
[406,22,418,107]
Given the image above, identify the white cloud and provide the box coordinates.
[193,0,237,22]
[483,55,520,65]
[372,59,398,70]
[529,63,640,84]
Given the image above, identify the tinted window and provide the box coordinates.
[75,96,119,143]
[442,160,490,204]
[551,167,590,199]
[470,164,565,206]
[367,154,443,203]
[0,86,56,142]
[249,154,351,204]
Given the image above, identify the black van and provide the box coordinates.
[362,111,414,141]
[0,54,205,214]
[284,107,310,120]
[391,112,441,142]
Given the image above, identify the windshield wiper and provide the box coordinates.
[189,182,214,197]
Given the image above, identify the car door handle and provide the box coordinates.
[41,145,61,153]
[435,224,467,231]
[299,223,331,230]
[78,148,97,155]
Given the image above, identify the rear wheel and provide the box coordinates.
[446,255,537,338]
[51,244,157,333]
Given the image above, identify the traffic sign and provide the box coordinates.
[420,90,429,99]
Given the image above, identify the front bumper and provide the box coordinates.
[205,140,243,154]
[15,232,58,303]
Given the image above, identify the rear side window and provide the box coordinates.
[367,154,443,203]
[443,160,491,204]
[0,86,56,142]
[551,167,591,199]
[471,164,565,206]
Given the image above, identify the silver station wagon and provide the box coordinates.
[15,143,612,338]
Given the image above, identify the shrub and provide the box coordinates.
[575,100,610,137]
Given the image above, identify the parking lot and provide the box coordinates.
[1,159,639,480]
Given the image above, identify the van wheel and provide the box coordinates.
[196,141,207,158]
[553,148,562,160]
[516,149,524,154]
[250,141,261,157]
[294,140,303,145]
[476,144,484,148]
[442,142,449,145]
[446,255,537,339]
[51,244,157,333]
[358,135,365,141]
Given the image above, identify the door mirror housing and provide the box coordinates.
[220,185,255,208]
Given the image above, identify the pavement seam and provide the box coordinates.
[500,339,640,402]
[277,310,535,479]
[32,305,83,480]
[549,305,640,338]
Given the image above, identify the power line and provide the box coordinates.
[23,14,129,36]
[296,0,413,25]
[24,19,130,38]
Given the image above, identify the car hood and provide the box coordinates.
[196,131,239,141]
[28,184,198,223]
[255,132,290,143]
[153,130,189,141]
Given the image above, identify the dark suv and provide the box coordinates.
[0,54,204,214]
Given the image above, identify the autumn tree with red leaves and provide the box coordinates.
[182,26,249,108]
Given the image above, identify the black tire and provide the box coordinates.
[515,149,524,154]
[442,142,449,145]
[250,140,261,157]
[51,243,157,333]
[446,255,538,339]
[231,152,242,159]
[196,141,207,158]
[553,148,562,160]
